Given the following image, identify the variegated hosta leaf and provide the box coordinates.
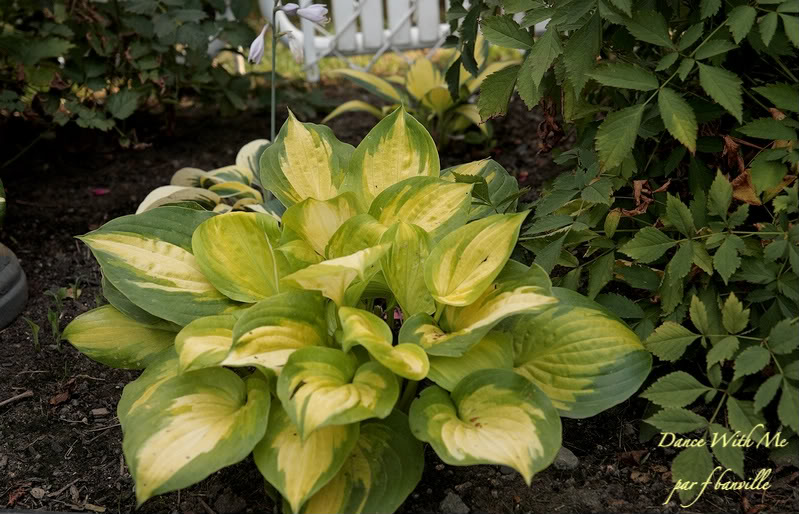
[343,107,440,209]
[123,369,271,505]
[224,290,329,374]
[277,239,324,275]
[102,276,174,327]
[253,405,359,514]
[368,176,472,242]
[400,275,557,356]
[235,139,270,177]
[79,206,240,326]
[425,211,528,306]
[136,186,221,214]
[282,193,362,257]
[409,369,561,484]
[337,307,429,380]
[427,331,515,391]
[260,110,355,208]
[175,314,241,373]
[204,165,254,186]
[450,104,488,135]
[118,347,179,424]
[405,58,444,102]
[277,347,399,439]
[192,212,283,303]
[499,287,652,418]
[379,222,435,316]
[281,245,391,306]
[63,305,176,369]
[441,159,520,220]
[208,181,263,202]
[330,69,405,104]
[422,87,455,116]
[171,167,207,187]
[325,214,388,259]
[299,411,424,514]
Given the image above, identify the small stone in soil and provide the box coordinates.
[30,487,46,499]
[499,465,515,475]
[91,408,110,417]
[553,447,579,470]
[440,491,470,514]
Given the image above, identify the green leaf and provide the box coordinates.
[721,292,749,334]
[738,118,798,140]
[678,23,705,51]
[124,369,270,505]
[595,293,645,319]
[780,14,799,48]
[595,104,645,170]
[753,82,799,112]
[587,252,615,299]
[656,52,680,71]
[106,89,142,120]
[645,408,708,433]
[409,369,562,484]
[619,227,676,263]
[477,64,520,121]
[676,58,696,81]
[714,235,744,284]
[658,88,698,153]
[645,322,700,361]
[727,398,766,440]
[298,412,423,514]
[276,347,399,439]
[589,63,659,91]
[708,423,744,478]
[692,241,714,274]
[769,319,798,354]
[727,6,757,44]
[778,382,799,431]
[253,406,359,513]
[689,294,711,335]
[608,0,632,16]
[623,10,674,48]
[562,12,602,94]
[668,242,694,285]
[480,15,533,49]
[581,177,613,205]
[671,446,714,503]
[527,27,563,88]
[760,12,779,46]
[504,288,652,418]
[694,40,739,60]
[706,336,739,368]
[665,193,696,235]
[732,346,771,382]
[700,0,721,19]
[532,235,565,274]
[754,374,783,412]
[708,171,733,218]
[697,63,743,122]
[641,371,711,408]
[63,305,176,369]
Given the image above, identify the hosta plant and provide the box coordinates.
[63,108,651,512]
[324,39,517,146]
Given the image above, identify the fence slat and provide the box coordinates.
[387,0,412,45]
[331,0,356,51]
[359,0,384,50]
[416,0,439,43]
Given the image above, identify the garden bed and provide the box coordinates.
[1,90,797,514]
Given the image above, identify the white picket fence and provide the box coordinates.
[257,0,548,81]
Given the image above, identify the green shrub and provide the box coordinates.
[0,0,257,141]
[63,109,651,511]
[447,0,799,504]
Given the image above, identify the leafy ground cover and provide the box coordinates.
[1,90,798,513]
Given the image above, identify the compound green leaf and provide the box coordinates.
[224,290,329,373]
[714,235,744,284]
[378,222,435,316]
[528,27,563,88]
[480,15,533,49]
[123,369,270,505]
[477,64,520,121]
[503,288,651,418]
[694,40,738,60]
[425,212,528,306]
[706,336,739,368]
[623,10,674,48]
[727,398,766,440]
[641,371,711,408]
[427,331,514,391]
[368,176,472,242]
[700,0,721,19]
[619,226,676,263]
[343,107,439,209]
[708,171,733,219]
[409,369,561,484]
[645,408,708,433]
[732,346,770,382]
[753,83,799,112]
[721,292,749,334]
[697,63,743,122]
[659,88,697,153]
[338,307,429,380]
[646,322,700,361]
[282,193,362,257]
[441,159,520,221]
[754,374,783,412]
[671,446,714,503]
[760,12,779,46]
[299,411,423,514]
[778,382,799,431]
[589,62,659,91]
[253,405,359,514]
[727,6,757,43]
[595,104,645,170]
[738,118,798,140]
[769,319,798,354]
[63,305,176,369]
[260,111,355,208]
[192,212,283,303]
[277,347,399,439]
[79,207,240,326]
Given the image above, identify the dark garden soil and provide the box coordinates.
[1,86,798,514]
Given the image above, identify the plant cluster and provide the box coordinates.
[0,0,257,142]
[63,109,651,512]
[446,0,799,503]
[324,37,517,146]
